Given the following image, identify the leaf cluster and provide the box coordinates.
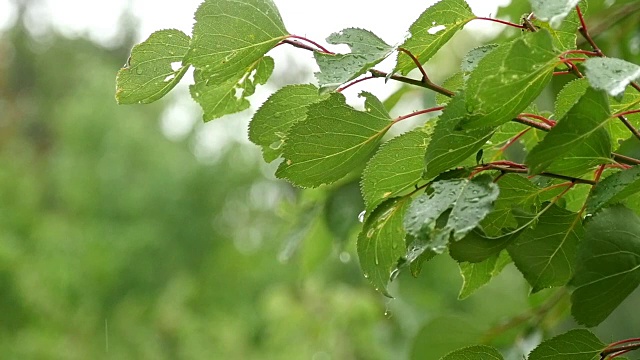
[117,0,640,357]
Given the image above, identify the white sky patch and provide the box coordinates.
[427,25,446,35]
[170,61,182,71]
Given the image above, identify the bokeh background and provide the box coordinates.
[1,0,639,359]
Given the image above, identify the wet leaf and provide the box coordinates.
[357,197,410,297]
[277,92,391,187]
[403,175,499,256]
[586,166,640,214]
[529,0,580,28]
[585,57,640,99]
[528,329,605,359]
[461,31,558,129]
[440,345,503,360]
[458,251,510,299]
[248,84,328,162]
[361,129,431,212]
[571,205,640,326]
[314,28,393,91]
[395,0,475,75]
[508,204,583,292]
[116,29,191,104]
[526,87,611,175]
[185,0,288,120]
[424,94,494,180]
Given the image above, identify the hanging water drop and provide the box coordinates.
[358,210,366,223]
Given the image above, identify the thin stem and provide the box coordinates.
[474,163,596,185]
[397,48,430,82]
[615,115,640,141]
[612,109,640,118]
[513,117,552,131]
[562,49,600,57]
[499,128,531,152]
[473,17,527,29]
[612,152,640,166]
[520,113,556,127]
[287,34,333,54]
[336,75,376,93]
[369,69,455,98]
[554,70,572,76]
[601,343,640,359]
[576,6,604,57]
[393,106,445,124]
[576,5,640,93]
[280,39,320,53]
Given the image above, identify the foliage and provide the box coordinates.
[117,0,640,358]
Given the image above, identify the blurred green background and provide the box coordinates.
[1,1,639,359]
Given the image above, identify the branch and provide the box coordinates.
[369,69,455,98]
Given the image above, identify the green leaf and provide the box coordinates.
[609,87,640,146]
[357,197,410,297]
[190,56,274,121]
[450,210,537,263]
[277,92,391,187]
[404,175,499,255]
[458,251,510,299]
[555,78,589,120]
[461,44,498,80]
[115,29,191,104]
[361,129,431,212]
[481,174,545,236]
[529,0,580,28]
[585,57,640,99]
[571,205,640,327]
[248,84,328,162]
[528,329,605,360]
[440,345,503,360]
[185,0,288,120]
[436,72,463,105]
[586,166,640,214]
[508,204,583,292]
[461,31,558,129]
[526,87,612,175]
[534,3,580,50]
[424,94,494,180]
[314,28,392,91]
[395,0,475,75]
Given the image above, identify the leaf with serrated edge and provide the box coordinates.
[462,31,558,129]
[585,57,640,99]
[277,92,391,187]
[586,166,640,214]
[357,197,410,297]
[249,84,328,162]
[481,174,545,236]
[314,28,392,91]
[528,329,604,360]
[440,345,504,360]
[571,205,640,327]
[461,44,498,81]
[508,204,583,292]
[555,78,589,120]
[395,0,475,75]
[533,3,581,50]
[424,94,494,180]
[404,175,499,256]
[529,0,580,28]
[116,29,190,104]
[458,251,510,299]
[190,56,274,121]
[361,129,431,212]
[185,0,288,120]
[526,87,612,175]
